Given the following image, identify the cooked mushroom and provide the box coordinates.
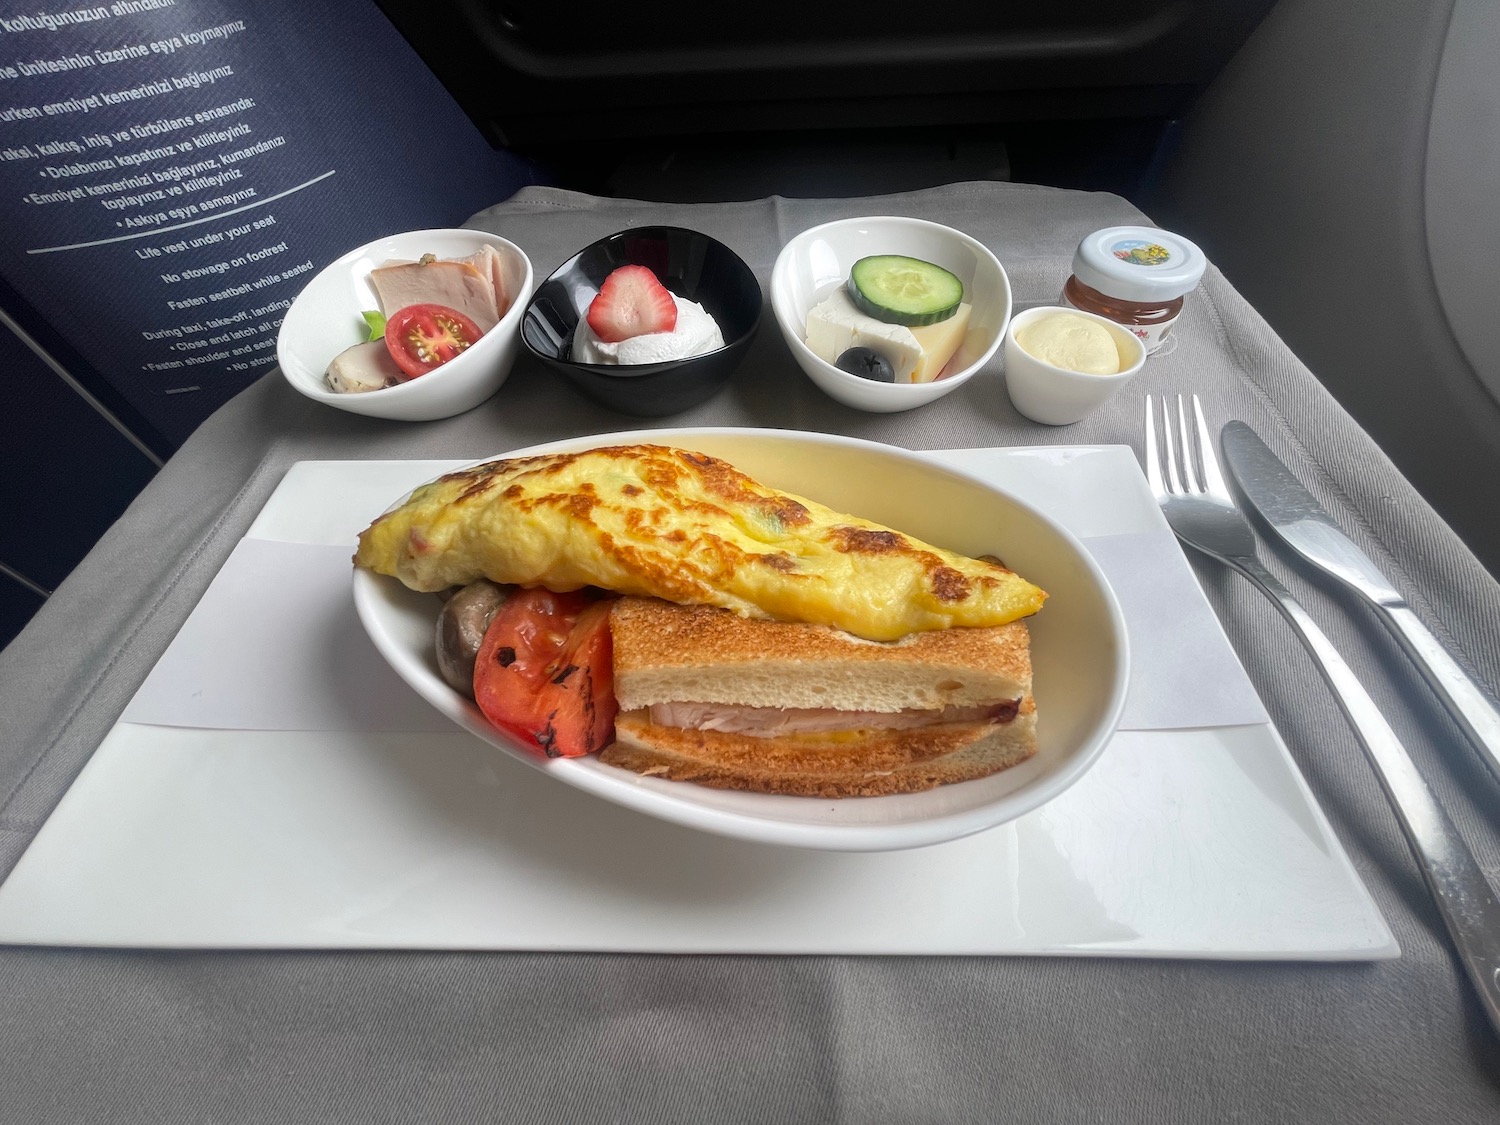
[325,340,403,393]
[435,579,509,696]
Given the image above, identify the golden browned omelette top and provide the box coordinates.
[353,445,1046,641]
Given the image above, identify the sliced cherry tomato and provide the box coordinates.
[472,588,617,759]
[383,303,484,379]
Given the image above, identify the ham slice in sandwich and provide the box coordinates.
[601,596,1037,798]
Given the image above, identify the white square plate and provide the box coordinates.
[0,442,1396,959]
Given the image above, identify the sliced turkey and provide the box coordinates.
[369,246,508,332]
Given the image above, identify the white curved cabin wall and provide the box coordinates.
[1425,0,1500,408]
[1152,0,1500,577]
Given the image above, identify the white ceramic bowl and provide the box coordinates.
[1003,306,1147,426]
[277,228,534,421]
[352,428,1128,852]
[770,216,1012,412]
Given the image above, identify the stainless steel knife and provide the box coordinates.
[1221,420,1500,788]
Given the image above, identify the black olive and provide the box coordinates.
[835,346,896,382]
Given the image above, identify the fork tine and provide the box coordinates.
[1144,395,1164,497]
[1190,394,1230,500]
[1161,396,1184,495]
[1175,395,1202,493]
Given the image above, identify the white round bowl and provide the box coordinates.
[770,216,1012,412]
[353,427,1128,852]
[1003,305,1147,426]
[277,228,534,421]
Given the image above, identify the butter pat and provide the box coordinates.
[1015,312,1120,375]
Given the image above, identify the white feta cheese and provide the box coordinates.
[804,287,922,382]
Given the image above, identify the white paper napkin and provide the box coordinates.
[122,539,453,733]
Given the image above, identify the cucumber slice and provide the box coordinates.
[847,255,964,326]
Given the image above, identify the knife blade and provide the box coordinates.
[1221,420,1500,788]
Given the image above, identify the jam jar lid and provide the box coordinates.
[1071,226,1207,304]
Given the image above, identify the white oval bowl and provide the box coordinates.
[277,228,534,421]
[770,217,1012,412]
[352,428,1127,852]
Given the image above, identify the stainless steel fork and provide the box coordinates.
[1146,393,1500,1032]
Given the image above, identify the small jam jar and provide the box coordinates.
[1060,226,1206,354]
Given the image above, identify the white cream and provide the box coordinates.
[572,296,724,365]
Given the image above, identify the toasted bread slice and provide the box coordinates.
[611,596,1031,713]
[604,703,1037,798]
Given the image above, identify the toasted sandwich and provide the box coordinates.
[600,596,1037,798]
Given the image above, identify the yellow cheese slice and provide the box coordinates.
[908,303,972,383]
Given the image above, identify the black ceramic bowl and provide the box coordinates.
[521,226,762,415]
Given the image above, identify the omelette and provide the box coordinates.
[353,445,1046,642]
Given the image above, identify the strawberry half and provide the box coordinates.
[585,265,678,342]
